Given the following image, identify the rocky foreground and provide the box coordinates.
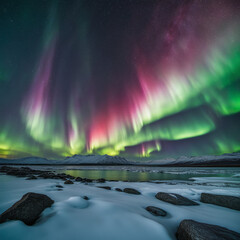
[0,166,240,240]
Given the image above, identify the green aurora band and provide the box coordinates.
[0,0,240,160]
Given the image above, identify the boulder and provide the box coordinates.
[97,178,106,183]
[115,188,122,192]
[55,184,63,188]
[82,178,92,183]
[38,172,56,179]
[0,166,13,172]
[145,206,167,216]
[20,167,32,171]
[75,177,82,182]
[57,173,68,180]
[97,186,111,190]
[26,175,37,180]
[85,178,93,182]
[176,219,240,240]
[7,170,28,177]
[64,180,74,184]
[123,188,141,195]
[0,192,54,226]
[201,193,240,211]
[83,196,89,200]
[155,192,198,206]
[66,174,75,179]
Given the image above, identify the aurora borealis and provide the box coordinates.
[0,0,240,160]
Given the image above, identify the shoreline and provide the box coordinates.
[0,166,240,240]
[0,163,240,167]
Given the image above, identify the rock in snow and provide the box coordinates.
[75,177,82,182]
[123,188,141,195]
[26,175,37,180]
[0,192,54,225]
[97,186,111,190]
[200,193,240,211]
[64,180,74,184]
[155,192,199,206]
[97,178,106,183]
[176,219,240,240]
[145,206,167,216]
[115,188,123,192]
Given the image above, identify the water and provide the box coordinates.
[22,165,240,182]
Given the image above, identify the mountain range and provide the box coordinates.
[0,152,240,166]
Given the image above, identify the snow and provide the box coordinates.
[0,154,130,165]
[63,154,129,164]
[58,196,89,209]
[1,152,240,166]
[0,168,240,240]
[145,152,240,165]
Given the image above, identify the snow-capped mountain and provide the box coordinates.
[62,154,130,165]
[0,157,55,165]
[144,153,240,166]
[0,153,239,166]
[0,154,130,165]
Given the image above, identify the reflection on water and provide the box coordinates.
[53,167,240,182]
[63,170,151,181]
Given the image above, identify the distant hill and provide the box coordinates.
[142,153,240,167]
[0,154,130,165]
[62,154,130,165]
[0,153,239,166]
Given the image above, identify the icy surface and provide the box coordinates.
[0,168,240,240]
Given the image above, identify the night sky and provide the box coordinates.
[0,0,240,160]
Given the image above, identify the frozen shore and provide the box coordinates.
[0,166,240,240]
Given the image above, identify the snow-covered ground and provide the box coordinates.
[0,171,240,240]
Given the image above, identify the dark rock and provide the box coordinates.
[51,175,61,179]
[82,178,92,183]
[176,219,240,240]
[200,193,240,211]
[58,173,67,176]
[38,173,55,179]
[57,174,67,180]
[26,175,37,180]
[0,166,13,172]
[115,188,122,192]
[97,178,106,183]
[64,180,74,184]
[32,170,43,175]
[20,167,32,171]
[123,188,141,195]
[85,178,92,182]
[57,173,67,178]
[55,185,63,188]
[83,196,89,200]
[97,186,111,190]
[0,192,54,226]
[75,177,82,182]
[145,206,167,216]
[7,170,28,177]
[155,192,198,206]
[66,174,75,179]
